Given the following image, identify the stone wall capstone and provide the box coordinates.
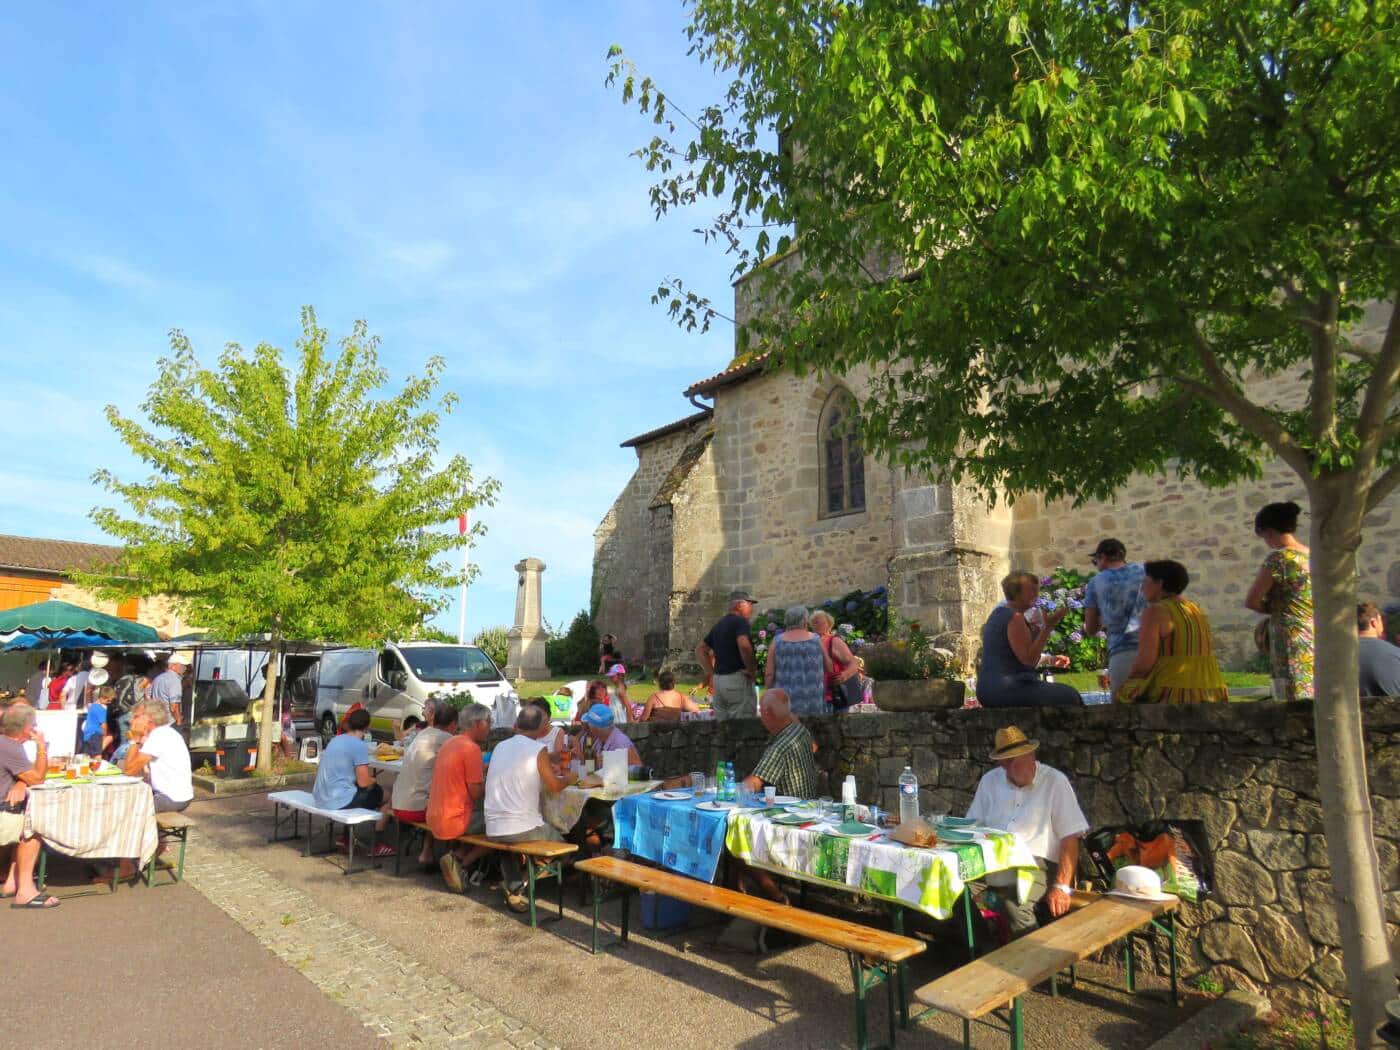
[576,699,1400,1010]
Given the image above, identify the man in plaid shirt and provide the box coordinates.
[741,689,818,801]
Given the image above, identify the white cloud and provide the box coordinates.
[385,240,454,275]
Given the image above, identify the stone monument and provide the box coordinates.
[505,557,550,680]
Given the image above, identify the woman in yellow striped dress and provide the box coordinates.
[1115,560,1229,704]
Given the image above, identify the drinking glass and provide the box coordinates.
[705,775,717,797]
[690,771,705,794]
[819,796,835,822]
[763,785,776,805]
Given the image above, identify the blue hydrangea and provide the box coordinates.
[845,600,857,611]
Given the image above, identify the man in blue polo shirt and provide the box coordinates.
[1082,539,1145,696]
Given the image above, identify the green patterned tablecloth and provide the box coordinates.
[725,812,1039,920]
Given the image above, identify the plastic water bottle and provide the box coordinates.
[724,761,737,801]
[898,766,919,825]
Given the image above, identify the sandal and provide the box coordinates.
[370,842,396,858]
[12,894,60,909]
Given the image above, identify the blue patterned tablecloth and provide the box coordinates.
[612,793,731,882]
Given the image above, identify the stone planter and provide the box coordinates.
[874,678,966,711]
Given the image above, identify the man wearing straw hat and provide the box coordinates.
[966,725,1088,936]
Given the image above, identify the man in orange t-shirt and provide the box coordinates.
[428,701,493,893]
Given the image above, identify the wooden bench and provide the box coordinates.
[142,811,196,886]
[453,834,578,928]
[267,790,384,875]
[912,891,1180,1050]
[577,856,925,1050]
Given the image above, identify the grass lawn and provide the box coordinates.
[513,675,705,703]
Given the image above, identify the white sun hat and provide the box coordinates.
[1107,865,1178,903]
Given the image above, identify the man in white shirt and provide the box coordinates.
[123,699,194,814]
[484,704,578,913]
[966,725,1088,936]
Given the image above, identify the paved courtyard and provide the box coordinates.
[16,791,1210,1048]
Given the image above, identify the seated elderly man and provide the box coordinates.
[430,702,494,892]
[124,699,194,813]
[484,704,579,913]
[740,689,818,800]
[966,726,1088,937]
[391,700,456,870]
[0,703,58,909]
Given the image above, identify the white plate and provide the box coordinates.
[770,795,800,805]
[94,774,141,785]
[653,790,693,801]
[696,800,737,812]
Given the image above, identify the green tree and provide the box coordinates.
[85,307,498,772]
[471,625,511,668]
[611,2,1397,1041]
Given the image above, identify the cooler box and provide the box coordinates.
[640,892,691,930]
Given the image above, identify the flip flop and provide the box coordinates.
[370,842,396,858]
[12,894,60,909]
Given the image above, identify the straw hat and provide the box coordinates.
[89,652,110,669]
[1107,865,1177,903]
[990,725,1039,761]
[87,668,110,687]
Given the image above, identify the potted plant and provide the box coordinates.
[861,622,965,711]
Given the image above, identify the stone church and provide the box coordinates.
[593,271,1399,673]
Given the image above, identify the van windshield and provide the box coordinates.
[400,646,500,683]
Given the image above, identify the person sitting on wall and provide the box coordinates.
[638,671,701,722]
[966,726,1088,938]
[1357,602,1400,697]
[976,573,1083,708]
[1114,560,1229,704]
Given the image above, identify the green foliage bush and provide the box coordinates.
[545,610,600,675]
[471,625,510,668]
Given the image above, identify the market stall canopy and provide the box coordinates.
[0,599,160,650]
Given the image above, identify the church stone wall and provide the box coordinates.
[594,424,701,667]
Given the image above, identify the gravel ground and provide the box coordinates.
[187,792,1211,1050]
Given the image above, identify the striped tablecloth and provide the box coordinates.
[25,780,159,866]
[543,780,661,833]
[725,812,1038,920]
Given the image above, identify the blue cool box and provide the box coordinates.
[640,892,692,930]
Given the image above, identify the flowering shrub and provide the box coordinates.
[1034,567,1108,672]
[750,585,888,676]
[860,619,960,681]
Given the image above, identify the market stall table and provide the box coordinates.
[26,773,159,882]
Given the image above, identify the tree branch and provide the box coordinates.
[1357,301,1400,462]
[1309,290,1339,446]
[1175,321,1313,476]
[1366,462,1400,514]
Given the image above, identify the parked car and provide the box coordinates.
[314,642,518,743]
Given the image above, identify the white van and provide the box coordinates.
[314,642,519,742]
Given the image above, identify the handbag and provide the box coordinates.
[834,674,864,710]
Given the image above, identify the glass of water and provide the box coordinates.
[819,796,835,822]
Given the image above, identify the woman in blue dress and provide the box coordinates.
[765,606,832,716]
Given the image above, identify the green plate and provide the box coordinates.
[828,821,878,837]
[770,812,813,826]
[936,816,977,827]
[938,828,977,842]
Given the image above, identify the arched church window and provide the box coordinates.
[819,388,866,517]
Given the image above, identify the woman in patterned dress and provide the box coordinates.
[1116,560,1228,704]
[1245,501,1314,700]
[764,606,832,717]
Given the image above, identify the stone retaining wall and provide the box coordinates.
[592,700,1400,1009]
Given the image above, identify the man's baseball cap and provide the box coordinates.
[727,589,757,603]
[1090,538,1126,560]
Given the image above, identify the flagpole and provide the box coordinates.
[457,511,470,645]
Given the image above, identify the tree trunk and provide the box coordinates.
[254,634,281,775]
[1307,477,1394,1050]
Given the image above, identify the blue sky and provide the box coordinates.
[0,3,738,640]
